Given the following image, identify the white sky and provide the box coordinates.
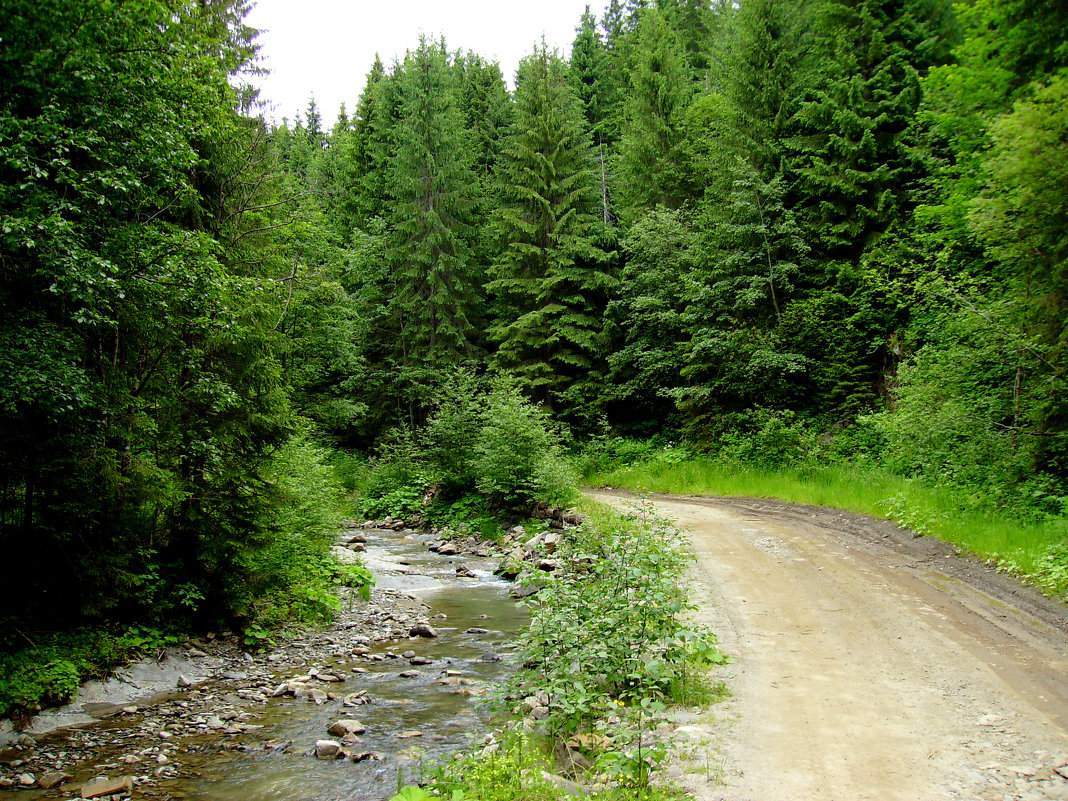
[244,0,609,127]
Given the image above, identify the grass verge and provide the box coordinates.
[588,457,1068,599]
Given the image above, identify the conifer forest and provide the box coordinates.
[2,0,1068,716]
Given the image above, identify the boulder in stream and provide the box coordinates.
[315,740,342,760]
[82,775,133,798]
[37,770,71,789]
[327,719,366,737]
[408,623,438,638]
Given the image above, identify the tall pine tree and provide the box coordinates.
[386,38,482,412]
[488,46,614,414]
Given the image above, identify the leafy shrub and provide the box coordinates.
[512,503,720,735]
[871,307,1049,510]
[420,730,689,801]
[473,378,576,511]
[0,624,180,721]
[359,374,578,517]
[716,408,817,467]
[1000,540,1068,598]
[423,370,484,493]
[234,433,372,628]
[572,436,663,479]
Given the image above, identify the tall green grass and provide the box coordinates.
[589,457,1068,598]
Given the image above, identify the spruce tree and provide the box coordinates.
[724,0,810,175]
[570,7,618,224]
[615,8,696,219]
[387,38,481,400]
[488,46,614,412]
[454,52,512,182]
[341,55,397,230]
[681,154,810,420]
[784,0,927,261]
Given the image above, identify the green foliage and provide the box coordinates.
[354,374,577,517]
[233,434,373,628]
[0,624,179,721]
[488,46,614,415]
[472,380,576,511]
[386,38,482,378]
[511,503,717,734]
[870,303,1059,507]
[0,0,310,635]
[714,408,818,467]
[615,8,697,216]
[424,730,689,801]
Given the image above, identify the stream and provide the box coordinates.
[7,525,529,801]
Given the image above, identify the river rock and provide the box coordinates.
[536,559,557,572]
[409,623,437,638]
[541,770,584,797]
[438,543,459,556]
[494,562,521,581]
[330,546,360,565]
[343,691,370,707]
[511,580,544,598]
[82,775,133,798]
[327,719,366,737]
[345,533,367,544]
[350,751,381,762]
[399,670,420,678]
[315,740,342,759]
[177,674,192,687]
[410,656,432,665]
[16,774,34,787]
[455,564,477,578]
[395,731,422,739]
[37,770,71,789]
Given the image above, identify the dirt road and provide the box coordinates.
[589,491,1068,801]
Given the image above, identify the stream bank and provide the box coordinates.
[0,518,567,801]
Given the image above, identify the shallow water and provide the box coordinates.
[171,531,527,801]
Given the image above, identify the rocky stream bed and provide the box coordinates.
[0,517,577,801]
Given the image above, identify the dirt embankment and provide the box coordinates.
[590,491,1068,801]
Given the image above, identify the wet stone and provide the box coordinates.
[327,720,366,737]
[315,740,342,760]
[82,775,134,798]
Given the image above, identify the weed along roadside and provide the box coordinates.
[391,500,729,801]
